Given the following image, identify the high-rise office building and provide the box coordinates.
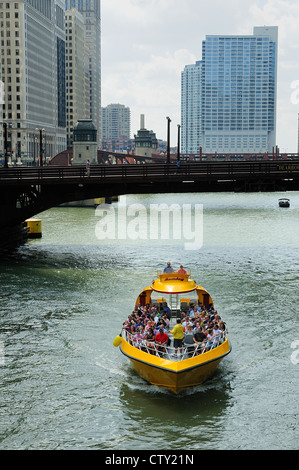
[181,61,203,154]
[181,26,278,154]
[102,103,131,140]
[65,8,89,148]
[65,0,101,149]
[0,0,67,163]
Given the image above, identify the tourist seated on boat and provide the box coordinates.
[207,304,215,315]
[212,324,223,345]
[188,307,195,319]
[194,311,201,322]
[206,320,215,331]
[157,303,164,314]
[122,319,130,330]
[133,328,144,346]
[193,321,202,333]
[205,329,214,350]
[154,319,168,335]
[193,327,207,355]
[180,311,187,322]
[126,324,137,344]
[140,325,145,335]
[149,306,157,317]
[189,303,201,318]
[137,304,143,315]
[155,317,164,329]
[209,311,216,322]
[127,314,134,324]
[177,265,187,274]
[146,319,156,332]
[129,313,138,324]
[205,325,223,349]
[144,327,155,354]
[155,327,169,355]
[214,312,222,323]
[201,314,210,327]
[182,317,193,330]
[134,317,144,329]
[183,325,196,357]
[162,313,170,329]
[163,262,174,273]
[162,302,171,319]
[219,320,227,332]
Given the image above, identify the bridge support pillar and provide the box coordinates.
[0,223,29,249]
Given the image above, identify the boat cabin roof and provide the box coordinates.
[152,271,198,294]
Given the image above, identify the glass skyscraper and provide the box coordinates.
[181,26,278,154]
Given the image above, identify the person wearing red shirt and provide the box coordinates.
[177,265,187,274]
[155,327,169,355]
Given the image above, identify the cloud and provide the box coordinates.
[102,0,299,150]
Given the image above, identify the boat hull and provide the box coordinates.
[279,199,290,208]
[120,336,231,394]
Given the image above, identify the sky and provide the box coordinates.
[101,0,299,151]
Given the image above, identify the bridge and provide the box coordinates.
[53,148,299,165]
[0,160,298,245]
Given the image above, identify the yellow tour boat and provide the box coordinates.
[113,269,231,394]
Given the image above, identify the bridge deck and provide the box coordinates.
[1,161,299,186]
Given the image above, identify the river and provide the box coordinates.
[0,192,298,450]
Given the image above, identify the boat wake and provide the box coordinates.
[95,357,129,379]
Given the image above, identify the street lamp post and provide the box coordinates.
[3,122,8,168]
[177,124,181,162]
[39,129,43,167]
[36,128,45,166]
[166,116,171,164]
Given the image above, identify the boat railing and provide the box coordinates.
[123,329,227,361]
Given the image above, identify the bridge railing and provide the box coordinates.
[0,160,299,183]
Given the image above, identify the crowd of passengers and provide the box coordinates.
[122,300,227,357]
